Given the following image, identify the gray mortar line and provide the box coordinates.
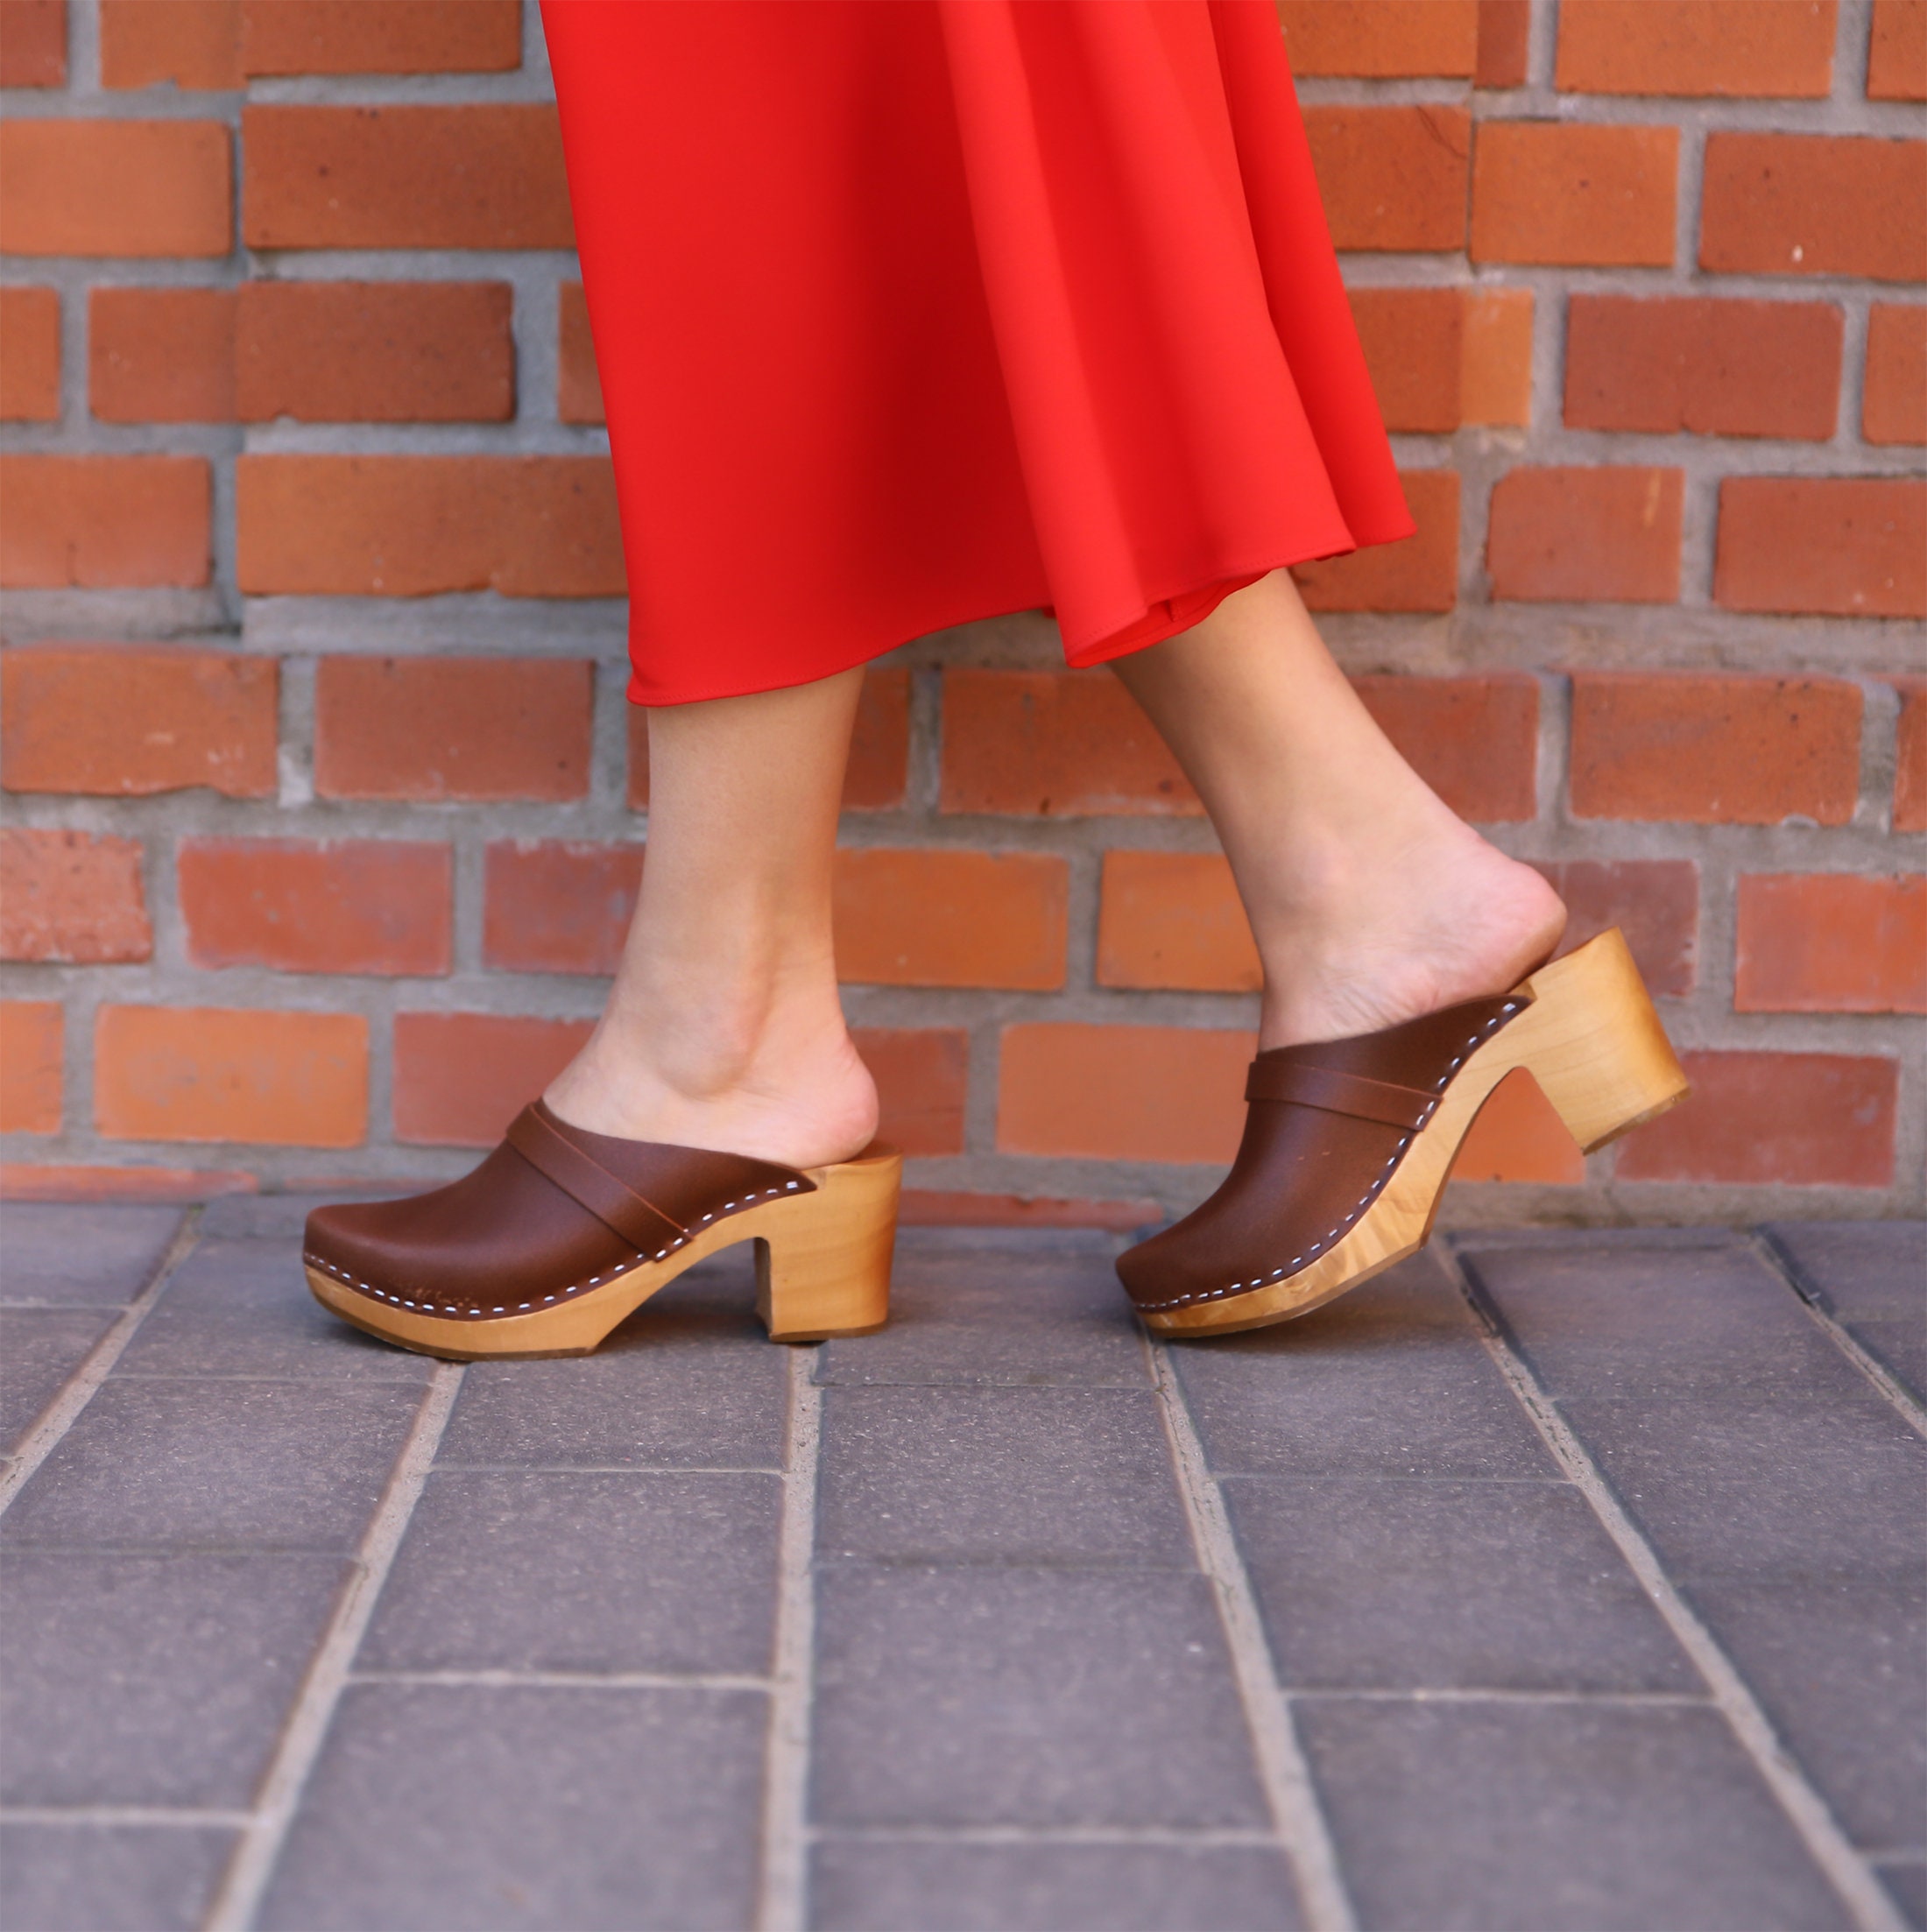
[202,1359,464,1932]
[822,1824,1283,1847]
[0,1208,202,1519]
[1751,1229,1927,1442]
[2,1808,254,1829]
[1145,1336,1358,1932]
[347,1669,772,1691]
[1441,1242,1909,1932]
[756,1343,824,1932]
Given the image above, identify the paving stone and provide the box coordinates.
[1562,1395,1926,1578]
[813,1566,1267,1829]
[1766,1220,1927,1403]
[1676,1576,1925,1854]
[0,1204,186,1307]
[1459,1239,1865,1402]
[1296,1698,1850,1931]
[808,1838,1303,1931]
[117,1237,430,1381]
[198,1191,429,1240]
[0,1823,234,1932]
[1876,1859,1926,1930]
[0,1308,116,1450]
[817,1386,1192,1569]
[358,1469,780,1676]
[1,1377,423,1551]
[1169,1253,1552,1479]
[436,1259,786,1470]
[1225,1477,1693,1693]
[257,1682,766,1931]
[817,1230,1147,1389]
[0,1549,349,1807]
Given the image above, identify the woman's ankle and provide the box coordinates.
[542,990,879,1170]
[1251,819,1566,1050]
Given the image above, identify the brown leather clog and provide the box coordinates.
[1118,928,1688,1336]
[305,1099,901,1359]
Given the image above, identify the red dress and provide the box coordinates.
[541,0,1412,706]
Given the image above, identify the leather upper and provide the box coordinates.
[303,1100,815,1322]
[1115,993,1527,1315]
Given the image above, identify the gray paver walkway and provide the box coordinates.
[0,1202,1920,1932]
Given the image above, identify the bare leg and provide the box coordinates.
[543,667,878,1169]
[1111,568,1566,1050]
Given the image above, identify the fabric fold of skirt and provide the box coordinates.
[543,0,1414,705]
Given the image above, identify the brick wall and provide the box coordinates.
[2,0,1921,1223]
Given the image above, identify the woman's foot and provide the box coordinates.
[1256,812,1567,1051]
[541,982,879,1174]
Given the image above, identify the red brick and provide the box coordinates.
[239,0,519,74]
[834,849,1069,991]
[1472,123,1678,267]
[2,645,276,799]
[1475,0,1531,86]
[1569,671,1861,824]
[1303,106,1472,252]
[1736,875,1926,1012]
[1097,852,1259,993]
[0,0,66,84]
[1556,0,1835,96]
[0,287,60,421]
[900,1192,1163,1230]
[1867,0,1927,98]
[1350,289,1461,433]
[558,282,605,426]
[1715,477,1926,617]
[1293,469,1459,612]
[314,656,592,803]
[242,104,571,250]
[1700,134,1927,281]
[1864,304,1927,445]
[998,1024,1254,1163]
[626,669,909,812]
[851,1026,969,1158]
[1276,1,1477,74]
[1615,1051,1895,1186]
[0,829,151,963]
[392,1012,590,1147]
[1487,467,1682,603]
[180,839,452,977]
[1462,288,1534,427]
[1531,859,1700,997]
[0,1002,61,1134]
[0,1163,258,1202]
[483,841,643,976]
[1895,678,1927,831]
[1353,673,1539,821]
[236,455,622,597]
[1452,1069,1586,1183]
[1564,296,1841,440]
[89,288,236,424]
[0,121,230,256]
[95,1006,368,1148]
[0,455,209,588]
[235,282,513,424]
[939,670,1200,817]
[100,0,238,88]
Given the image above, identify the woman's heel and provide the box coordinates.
[753,1145,901,1341]
[1502,927,1690,1152]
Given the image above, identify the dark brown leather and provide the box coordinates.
[1116,992,1528,1315]
[304,1099,815,1322]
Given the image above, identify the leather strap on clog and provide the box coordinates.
[1243,1060,1435,1130]
[505,1104,688,1250]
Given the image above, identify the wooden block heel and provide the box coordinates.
[1118,929,1688,1338]
[303,1103,901,1361]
